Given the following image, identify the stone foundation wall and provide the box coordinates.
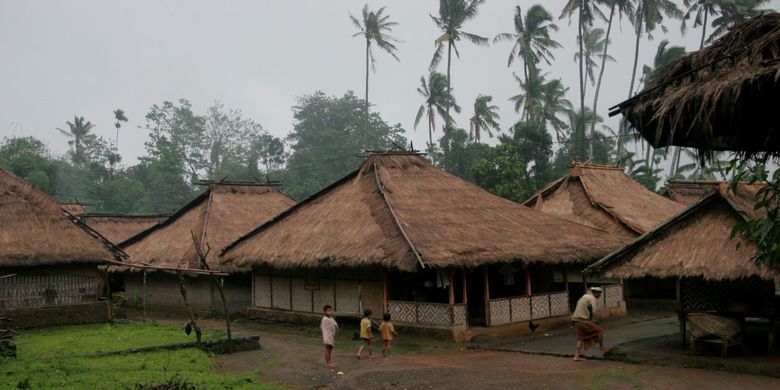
[4,301,111,329]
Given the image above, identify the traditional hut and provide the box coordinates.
[0,168,122,327]
[117,181,295,314]
[81,213,169,244]
[586,183,779,351]
[610,13,780,155]
[661,180,723,206]
[524,163,685,307]
[219,153,625,340]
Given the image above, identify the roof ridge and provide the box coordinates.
[371,162,425,269]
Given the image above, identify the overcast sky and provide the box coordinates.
[1,0,778,167]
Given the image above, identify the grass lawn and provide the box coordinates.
[1,322,278,389]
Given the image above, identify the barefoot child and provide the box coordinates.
[379,312,397,357]
[356,308,373,359]
[321,305,338,368]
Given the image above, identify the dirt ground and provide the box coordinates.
[146,314,780,390]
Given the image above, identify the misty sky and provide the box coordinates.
[1,0,778,167]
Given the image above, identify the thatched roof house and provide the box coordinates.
[0,168,119,267]
[524,163,685,243]
[586,183,774,281]
[220,153,622,272]
[611,13,780,154]
[661,180,723,206]
[81,214,169,245]
[121,182,296,270]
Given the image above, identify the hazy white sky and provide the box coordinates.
[1,0,777,167]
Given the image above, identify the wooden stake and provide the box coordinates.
[484,266,490,327]
[142,270,147,322]
[177,271,202,345]
[462,268,467,304]
[525,265,532,296]
[448,268,455,305]
[382,271,388,313]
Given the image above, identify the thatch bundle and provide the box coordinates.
[60,202,86,216]
[525,163,685,242]
[80,214,169,244]
[118,182,295,271]
[614,13,780,154]
[0,168,119,266]
[219,153,623,272]
[660,180,722,205]
[586,183,777,281]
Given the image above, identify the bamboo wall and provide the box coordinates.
[124,272,251,313]
[0,265,98,309]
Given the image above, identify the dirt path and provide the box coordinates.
[148,315,780,389]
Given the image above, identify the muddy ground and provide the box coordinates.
[146,314,780,389]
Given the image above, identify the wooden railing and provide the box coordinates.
[388,300,466,327]
[488,291,569,327]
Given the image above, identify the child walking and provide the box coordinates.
[356,308,373,359]
[379,312,396,357]
[320,305,338,368]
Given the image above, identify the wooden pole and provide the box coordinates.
[142,270,147,322]
[382,271,388,313]
[461,269,468,304]
[484,266,490,327]
[448,268,455,305]
[177,271,202,345]
[525,265,532,296]
[216,277,232,342]
[563,264,569,294]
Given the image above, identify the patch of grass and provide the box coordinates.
[16,322,224,359]
[2,322,278,389]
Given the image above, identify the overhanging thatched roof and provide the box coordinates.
[81,213,170,244]
[586,183,777,281]
[219,153,623,272]
[118,182,295,272]
[0,168,121,267]
[60,202,87,216]
[611,13,780,155]
[661,180,723,205]
[524,163,685,242]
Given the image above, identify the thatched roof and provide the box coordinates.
[219,153,623,272]
[0,168,121,267]
[586,183,777,281]
[611,13,780,155]
[60,202,87,216]
[524,163,685,242]
[81,214,170,244]
[118,182,295,272]
[661,180,723,205]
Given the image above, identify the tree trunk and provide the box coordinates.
[591,4,615,158]
[444,39,453,168]
[428,115,434,157]
[578,1,586,161]
[700,8,709,49]
[364,37,370,151]
[617,6,643,161]
[214,276,232,345]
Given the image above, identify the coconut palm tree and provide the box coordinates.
[682,0,723,49]
[616,0,683,160]
[540,79,574,142]
[430,0,489,158]
[414,72,460,156]
[509,71,546,122]
[113,109,128,151]
[707,0,769,43]
[573,27,615,97]
[469,95,500,142]
[57,116,97,165]
[349,4,400,150]
[560,1,604,128]
[591,0,635,156]
[493,4,561,83]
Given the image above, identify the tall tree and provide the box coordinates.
[509,71,546,123]
[616,0,683,160]
[707,0,769,43]
[573,27,614,98]
[349,4,400,150]
[682,0,722,48]
[469,95,500,142]
[414,72,460,156]
[591,0,635,158]
[113,109,128,152]
[494,4,561,83]
[57,116,97,166]
[540,78,574,142]
[430,0,488,162]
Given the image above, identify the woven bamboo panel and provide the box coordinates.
[531,295,550,319]
[253,274,272,308]
[0,272,96,309]
[604,285,623,308]
[453,304,466,325]
[271,276,291,310]
[388,301,417,323]
[489,300,511,326]
[290,278,313,312]
[312,278,334,313]
[511,296,531,322]
[418,303,451,326]
[334,280,360,314]
[549,292,570,316]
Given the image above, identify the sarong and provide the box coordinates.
[575,321,603,350]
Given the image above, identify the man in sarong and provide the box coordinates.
[572,286,604,361]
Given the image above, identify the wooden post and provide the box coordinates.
[525,265,532,296]
[382,271,388,313]
[142,270,147,322]
[562,264,569,294]
[461,268,468,304]
[177,271,202,345]
[448,268,455,305]
[216,277,232,342]
[484,266,490,327]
